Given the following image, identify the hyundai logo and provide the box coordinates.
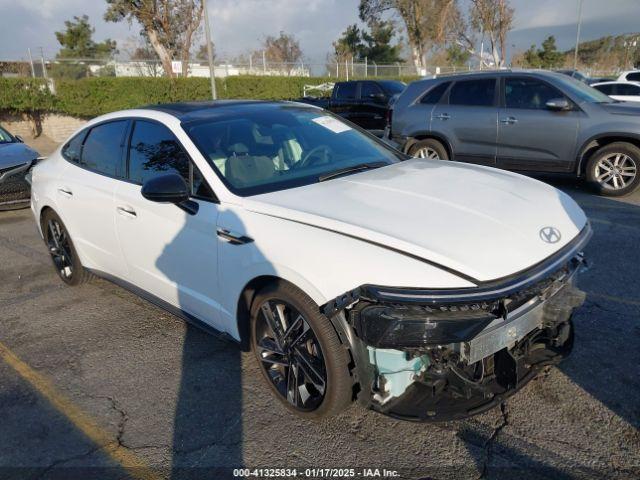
[539,226,562,244]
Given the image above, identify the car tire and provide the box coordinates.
[250,280,353,419]
[41,209,94,286]
[408,138,449,160]
[586,142,640,196]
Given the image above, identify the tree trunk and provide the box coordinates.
[410,44,424,72]
[147,28,175,78]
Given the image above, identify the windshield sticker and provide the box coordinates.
[312,116,352,133]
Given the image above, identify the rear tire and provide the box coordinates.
[41,209,93,286]
[250,280,353,419]
[408,138,449,160]
[586,142,640,196]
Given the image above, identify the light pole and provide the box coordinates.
[203,0,217,100]
[573,0,584,70]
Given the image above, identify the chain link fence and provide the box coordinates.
[0,56,624,81]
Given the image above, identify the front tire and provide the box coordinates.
[586,142,640,196]
[408,138,449,160]
[250,281,353,419]
[41,209,93,286]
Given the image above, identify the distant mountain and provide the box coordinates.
[564,32,640,70]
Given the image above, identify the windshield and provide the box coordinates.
[186,105,401,196]
[379,81,406,95]
[552,74,614,103]
[0,126,14,144]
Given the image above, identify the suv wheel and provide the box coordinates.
[586,142,640,196]
[41,209,93,285]
[409,139,449,160]
[250,281,352,419]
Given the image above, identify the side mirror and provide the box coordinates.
[369,92,387,103]
[141,173,198,215]
[14,134,24,143]
[546,98,571,111]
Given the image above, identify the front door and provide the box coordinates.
[431,77,498,165]
[357,81,388,131]
[497,76,580,172]
[113,119,223,330]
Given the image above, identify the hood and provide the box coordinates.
[599,101,640,116]
[244,160,587,283]
[0,143,39,170]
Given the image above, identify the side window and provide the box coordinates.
[594,84,614,95]
[504,77,564,109]
[626,72,640,81]
[335,82,357,100]
[449,79,496,106]
[420,82,450,104]
[61,131,86,163]
[81,121,128,176]
[360,82,383,99]
[128,120,216,201]
[617,83,640,96]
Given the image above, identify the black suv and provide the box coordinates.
[389,70,640,196]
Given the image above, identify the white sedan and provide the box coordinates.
[30,101,591,421]
[592,81,640,102]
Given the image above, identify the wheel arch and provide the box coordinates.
[234,273,327,351]
[576,133,640,176]
[404,131,453,159]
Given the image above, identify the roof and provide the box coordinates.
[434,69,567,81]
[142,99,286,121]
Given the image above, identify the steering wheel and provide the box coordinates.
[295,145,333,169]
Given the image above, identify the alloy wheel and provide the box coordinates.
[46,219,74,279]
[414,147,441,160]
[594,153,637,191]
[255,299,327,411]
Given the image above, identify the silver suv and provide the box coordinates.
[389,70,640,196]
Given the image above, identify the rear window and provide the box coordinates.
[626,72,640,82]
[420,82,450,104]
[81,121,128,177]
[449,79,496,106]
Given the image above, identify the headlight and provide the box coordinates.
[354,304,496,349]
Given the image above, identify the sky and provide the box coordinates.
[0,0,639,64]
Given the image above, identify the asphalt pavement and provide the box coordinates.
[0,176,638,480]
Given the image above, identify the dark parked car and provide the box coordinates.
[389,70,640,196]
[298,80,405,134]
[0,125,39,209]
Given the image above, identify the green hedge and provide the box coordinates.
[0,78,57,112]
[1,75,419,118]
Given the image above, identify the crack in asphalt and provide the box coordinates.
[478,402,509,479]
[33,443,106,480]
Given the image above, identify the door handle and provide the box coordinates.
[117,206,137,218]
[216,228,253,245]
[434,113,450,120]
[57,187,73,197]
[500,116,518,125]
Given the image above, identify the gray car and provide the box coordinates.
[0,125,39,209]
[389,70,640,196]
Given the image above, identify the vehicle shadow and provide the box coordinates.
[154,206,246,479]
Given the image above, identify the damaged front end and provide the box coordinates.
[324,225,592,422]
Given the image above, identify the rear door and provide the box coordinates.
[497,76,580,172]
[431,77,498,165]
[113,119,223,330]
[57,120,129,278]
